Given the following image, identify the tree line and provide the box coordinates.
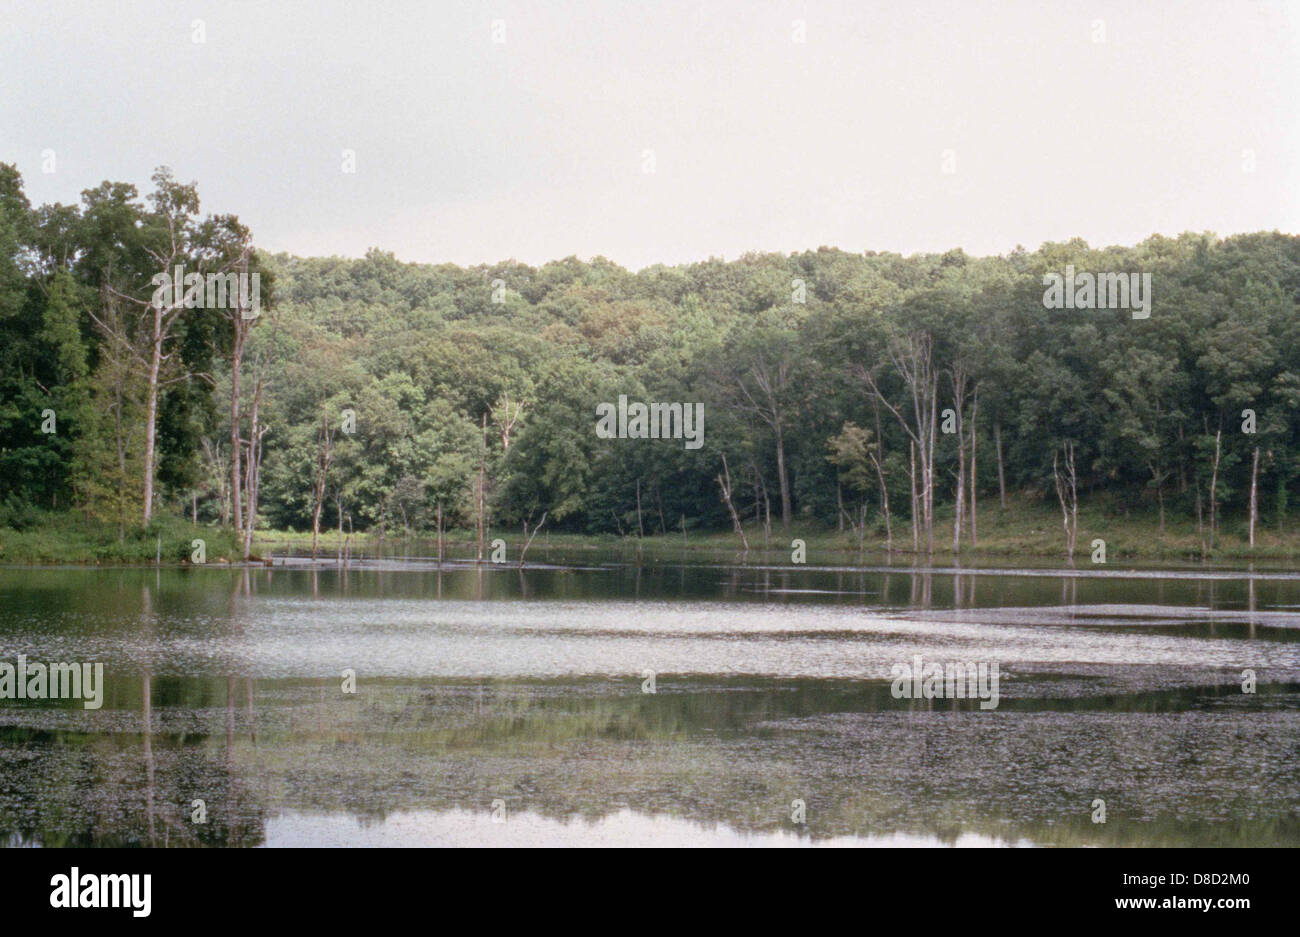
[2,163,1298,558]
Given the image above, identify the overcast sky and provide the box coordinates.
[3,0,1297,269]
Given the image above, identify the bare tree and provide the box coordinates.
[860,330,939,553]
[489,392,527,451]
[310,405,335,560]
[1207,424,1223,551]
[1249,446,1260,548]
[1053,442,1079,559]
[518,511,548,568]
[94,173,239,525]
[717,453,749,552]
[968,386,979,547]
[727,358,794,529]
[476,414,487,561]
[948,360,970,553]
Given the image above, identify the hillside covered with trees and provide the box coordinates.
[2,163,1299,560]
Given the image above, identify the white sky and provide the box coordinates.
[2,0,1298,269]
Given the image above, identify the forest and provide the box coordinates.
[2,163,1299,561]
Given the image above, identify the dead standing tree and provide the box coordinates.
[310,405,335,560]
[489,393,527,452]
[1052,442,1079,560]
[948,360,970,554]
[219,248,259,540]
[728,358,794,529]
[518,511,548,568]
[239,312,278,561]
[717,453,749,552]
[860,330,939,554]
[95,173,240,526]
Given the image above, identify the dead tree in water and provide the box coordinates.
[519,511,547,568]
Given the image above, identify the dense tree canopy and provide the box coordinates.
[2,162,1298,554]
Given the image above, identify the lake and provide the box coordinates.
[1,550,1297,847]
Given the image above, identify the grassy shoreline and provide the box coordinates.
[3,498,1296,567]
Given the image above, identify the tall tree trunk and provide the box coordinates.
[774,422,792,529]
[926,368,937,554]
[717,454,749,551]
[1208,426,1222,551]
[1053,443,1079,558]
[635,477,644,538]
[241,409,262,562]
[950,366,967,554]
[310,407,332,560]
[229,318,244,536]
[909,440,919,552]
[240,364,266,562]
[994,420,1007,509]
[952,436,965,554]
[969,387,978,547]
[477,413,487,562]
[1195,482,1206,559]
[867,443,892,552]
[1249,446,1260,548]
[142,304,162,525]
[436,501,444,566]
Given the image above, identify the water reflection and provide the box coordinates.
[263,808,1036,848]
[0,557,1297,847]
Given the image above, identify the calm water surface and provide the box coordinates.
[1,550,1298,847]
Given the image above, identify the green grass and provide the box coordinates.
[0,511,240,565]
[255,495,1300,565]
[1,495,1295,565]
